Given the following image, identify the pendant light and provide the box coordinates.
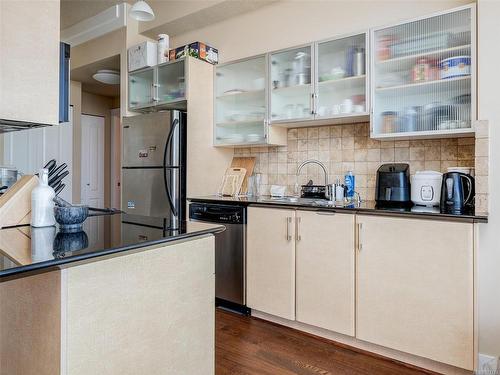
[93,70,120,85]
[130,1,155,21]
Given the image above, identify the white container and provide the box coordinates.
[157,34,169,64]
[439,55,471,79]
[31,169,56,227]
[411,170,442,207]
[128,41,158,72]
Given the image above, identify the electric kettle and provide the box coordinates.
[440,172,475,214]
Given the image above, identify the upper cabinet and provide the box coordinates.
[269,45,314,123]
[269,34,369,127]
[214,55,287,147]
[157,60,186,106]
[213,32,369,146]
[371,5,475,139]
[316,33,368,122]
[128,58,187,112]
[129,67,155,110]
[0,0,60,125]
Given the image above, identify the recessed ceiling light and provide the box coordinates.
[92,69,120,85]
[130,1,155,22]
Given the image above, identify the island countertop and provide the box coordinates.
[0,213,225,281]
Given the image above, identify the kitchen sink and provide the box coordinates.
[259,196,359,208]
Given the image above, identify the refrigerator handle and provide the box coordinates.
[163,167,177,217]
[164,118,179,167]
[163,118,179,217]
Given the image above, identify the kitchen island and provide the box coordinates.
[0,214,224,375]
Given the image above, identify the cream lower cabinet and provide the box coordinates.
[247,207,355,333]
[247,206,296,320]
[356,215,474,370]
[295,211,355,336]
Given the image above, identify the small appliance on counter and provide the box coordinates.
[411,170,442,207]
[440,171,475,214]
[375,163,412,208]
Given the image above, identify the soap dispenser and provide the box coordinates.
[31,168,56,227]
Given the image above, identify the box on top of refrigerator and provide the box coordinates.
[168,42,218,65]
[128,41,158,72]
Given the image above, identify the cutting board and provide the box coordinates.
[230,157,256,194]
[218,167,247,196]
[0,175,38,228]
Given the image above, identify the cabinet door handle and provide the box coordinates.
[310,93,315,115]
[286,217,292,241]
[152,83,159,102]
[358,222,363,251]
[295,216,301,241]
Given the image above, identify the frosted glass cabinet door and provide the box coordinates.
[270,45,314,122]
[371,6,474,137]
[215,55,267,145]
[128,68,155,110]
[157,60,186,104]
[316,34,367,119]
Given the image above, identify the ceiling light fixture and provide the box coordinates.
[130,1,155,22]
[92,70,120,85]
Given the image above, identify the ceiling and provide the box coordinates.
[60,0,133,30]
[61,0,278,37]
[71,55,121,97]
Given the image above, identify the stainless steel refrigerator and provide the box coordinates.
[121,111,187,230]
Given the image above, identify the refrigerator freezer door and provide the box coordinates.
[122,111,172,167]
[122,168,171,218]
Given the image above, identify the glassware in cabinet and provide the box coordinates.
[269,45,314,123]
[316,33,367,119]
[128,67,155,110]
[157,59,186,105]
[371,5,475,138]
[215,55,267,146]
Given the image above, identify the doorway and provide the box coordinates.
[110,108,121,209]
[81,114,105,208]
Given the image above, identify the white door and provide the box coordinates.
[81,114,104,208]
[110,108,121,209]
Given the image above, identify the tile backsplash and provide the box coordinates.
[234,122,475,201]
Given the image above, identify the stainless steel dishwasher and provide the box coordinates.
[189,202,249,314]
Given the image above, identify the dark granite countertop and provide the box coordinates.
[189,196,488,223]
[0,213,225,281]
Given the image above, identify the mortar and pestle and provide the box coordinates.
[53,196,122,232]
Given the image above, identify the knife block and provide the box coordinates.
[0,175,38,228]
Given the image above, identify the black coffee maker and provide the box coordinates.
[440,172,475,214]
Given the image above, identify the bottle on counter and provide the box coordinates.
[335,177,345,203]
[31,168,56,227]
[344,171,355,199]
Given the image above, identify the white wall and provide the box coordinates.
[171,0,500,360]
[171,0,471,63]
[477,0,500,358]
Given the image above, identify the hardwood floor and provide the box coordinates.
[216,309,438,375]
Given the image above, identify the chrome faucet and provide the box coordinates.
[296,159,329,187]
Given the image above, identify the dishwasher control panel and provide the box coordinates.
[189,202,246,224]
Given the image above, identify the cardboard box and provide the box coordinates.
[168,42,218,65]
